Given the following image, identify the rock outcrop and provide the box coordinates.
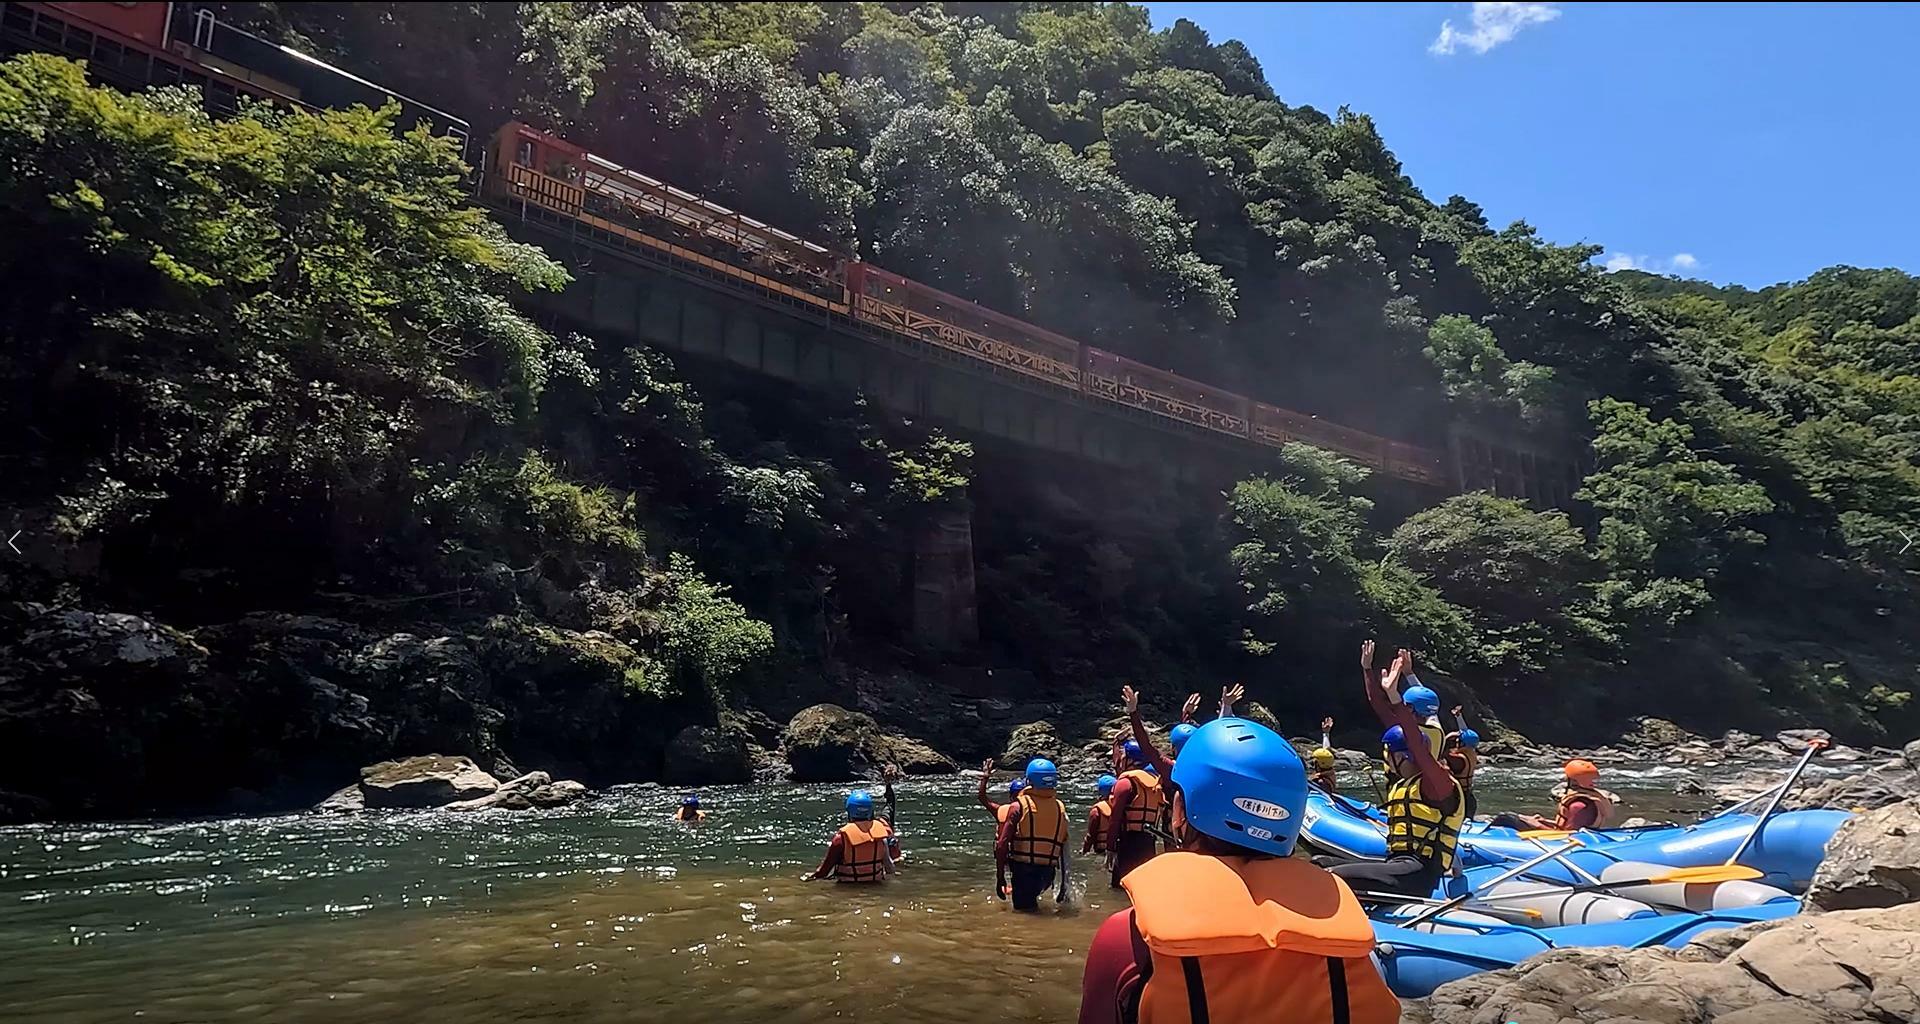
[663,725,752,785]
[781,704,957,780]
[1000,721,1062,766]
[1714,738,1920,813]
[1807,798,1920,910]
[359,755,500,808]
[783,704,880,781]
[1405,901,1920,1023]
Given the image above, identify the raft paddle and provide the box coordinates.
[1469,863,1764,905]
[1402,837,1584,927]
[1724,737,1827,868]
[1522,836,1606,886]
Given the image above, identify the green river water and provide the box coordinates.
[0,767,1724,1024]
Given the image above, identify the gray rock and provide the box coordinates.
[1797,756,1919,812]
[1806,798,1920,910]
[359,755,499,808]
[1406,901,1920,1023]
[525,780,587,807]
[783,704,879,782]
[664,725,752,785]
[315,784,365,813]
[870,733,957,775]
[1000,721,1062,766]
[1779,728,1835,751]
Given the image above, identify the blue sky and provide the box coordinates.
[1143,2,1919,288]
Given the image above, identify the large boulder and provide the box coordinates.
[783,704,879,781]
[663,725,752,785]
[1001,721,1061,765]
[1405,901,1920,1023]
[315,784,366,813]
[1806,798,1920,910]
[524,779,588,808]
[359,755,499,808]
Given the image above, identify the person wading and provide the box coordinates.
[995,757,1073,910]
[806,765,900,884]
[1076,716,1400,1024]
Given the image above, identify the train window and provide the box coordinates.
[514,140,534,169]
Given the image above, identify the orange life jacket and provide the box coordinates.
[1008,788,1069,867]
[1119,769,1165,833]
[1309,768,1337,794]
[1556,785,1616,830]
[1089,799,1114,853]
[1120,853,1400,1024]
[1446,748,1477,787]
[833,820,893,883]
[995,802,1016,825]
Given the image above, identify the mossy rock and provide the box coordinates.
[783,704,879,782]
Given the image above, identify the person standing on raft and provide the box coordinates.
[994,757,1073,910]
[1076,715,1400,1024]
[1315,644,1465,897]
[1309,716,1339,794]
[806,764,900,883]
[1445,705,1480,820]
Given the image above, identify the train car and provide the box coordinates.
[1081,347,1251,439]
[2,2,469,148]
[487,121,844,311]
[167,4,469,148]
[844,263,1083,392]
[1253,401,1395,469]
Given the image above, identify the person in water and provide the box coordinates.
[976,758,1028,823]
[1489,759,1618,832]
[1309,717,1338,793]
[1105,736,1166,888]
[1316,644,1465,897]
[1076,716,1400,1024]
[672,793,707,822]
[1083,774,1117,857]
[995,757,1072,911]
[1445,705,1481,820]
[806,764,900,883]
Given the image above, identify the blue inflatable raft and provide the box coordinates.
[1302,790,1847,891]
[1371,902,1799,998]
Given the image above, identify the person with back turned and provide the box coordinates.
[1108,687,1172,887]
[806,764,900,884]
[995,757,1072,910]
[1444,705,1481,820]
[1076,715,1400,1024]
[1314,643,1465,897]
[1084,774,1117,857]
[1309,716,1339,794]
[672,793,707,822]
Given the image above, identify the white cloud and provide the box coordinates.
[1599,252,1703,276]
[1430,2,1562,56]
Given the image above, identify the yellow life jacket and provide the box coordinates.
[1122,853,1401,1024]
[834,820,893,883]
[1119,769,1165,833]
[1089,798,1114,853]
[1556,785,1617,829]
[1008,788,1069,866]
[1385,773,1465,872]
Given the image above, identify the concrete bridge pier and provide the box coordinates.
[911,500,978,648]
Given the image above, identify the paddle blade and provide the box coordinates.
[1517,829,1573,840]
[1657,864,1765,883]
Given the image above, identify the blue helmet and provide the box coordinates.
[681,793,700,807]
[1170,718,1308,857]
[1025,758,1059,789]
[1096,773,1116,797]
[846,790,874,821]
[1169,722,1198,754]
[1403,684,1441,718]
[1460,728,1480,748]
[1007,777,1029,797]
[1381,725,1409,753]
[1122,740,1144,765]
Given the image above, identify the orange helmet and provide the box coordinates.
[1563,758,1600,783]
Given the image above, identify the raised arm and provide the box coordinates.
[881,764,899,827]
[1123,685,1173,777]
[1320,716,1334,751]
[976,758,997,812]
[1218,683,1244,719]
[1361,639,1398,727]
[1180,692,1202,724]
[1451,705,1468,735]
[1384,650,1454,804]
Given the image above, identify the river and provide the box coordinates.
[0,765,1729,1023]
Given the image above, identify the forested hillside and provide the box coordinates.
[1,3,1916,819]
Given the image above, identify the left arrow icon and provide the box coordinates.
[6,530,19,554]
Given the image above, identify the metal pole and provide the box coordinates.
[1725,739,1826,868]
